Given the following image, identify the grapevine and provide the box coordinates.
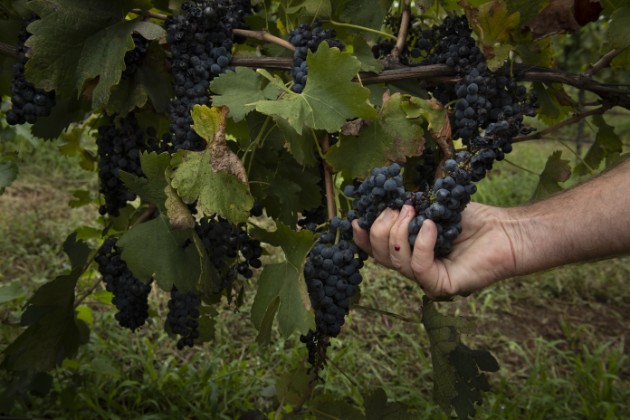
[1,1,629,418]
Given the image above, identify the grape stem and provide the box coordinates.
[321,133,337,220]
[389,0,411,63]
[73,276,103,309]
[0,41,17,58]
[512,104,611,143]
[232,28,296,52]
[129,9,168,20]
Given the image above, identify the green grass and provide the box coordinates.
[1,137,629,419]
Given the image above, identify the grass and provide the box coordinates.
[1,135,629,419]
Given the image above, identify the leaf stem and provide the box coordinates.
[327,20,397,40]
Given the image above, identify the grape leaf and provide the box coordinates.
[531,150,571,201]
[106,42,173,115]
[532,82,572,125]
[325,92,425,180]
[0,159,18,194]
[422,298,498,419]
[1,233,91,374]
[120,152,171,212]
[364,388,417,420]
[118,214,203,293]
[506,0,549,25]
[253,42,377,135]
[26,0,165,108]
[466,1,520,70]
[171,106,254,223]
[275,116,319,167]
[120,151,194,229]
[248,139,322,226]
[285,0,332,18]
[211,67,283,122]
[575,115,622,175]
[251,223,315,338]
[338,0,392,35]
[606,6,630,49]
[30,95,90,140]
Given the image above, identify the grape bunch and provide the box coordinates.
[412,15,537,168]
[163,0,252,151]
[122,34,149,79]
[95,237,152,331]
[195,216,262,298]
[288,21,344,93]
[344,163,407,229]
[406,154,477,256]
[6,16,55,126]
[165,289,202,349]
[96,113,155,216]
[301,216,368,367]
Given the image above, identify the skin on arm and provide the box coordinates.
[352,157,630,298]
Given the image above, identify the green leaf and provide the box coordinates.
[171,147,253,223]
[468,1,520,70]
[531,150,571,201]
[0,282,26,304]
[211,67,282,121]
[62,231,92,271]
[352,37,385,73]
[248,139,322,226]
[506,0,549,25]
[275,116,319,167]
[251,223,315,337]
[0,159,18,194]
[338,0,392,35]
[120,151,193,229]
[326,93,425,180]
[532,82,572,125]
[118,215,202,293]
[30,95,90,140]
[2,279,89,372]
[364,388,416,420]
[253,42,376,134]
[422,298,498,419]
[575,115,622,175]
[26,0,165,108]
[255,296,280,344]
[106,42,173,115]
[606,6,630,49]
[275,364,318,408]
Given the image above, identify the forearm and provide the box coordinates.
[507,157,630,277]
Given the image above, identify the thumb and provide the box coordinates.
[410,219,441,296]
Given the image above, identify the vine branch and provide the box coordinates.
[582,48,625,79]
[512,105,611,143]
[0,41,17,58]
[232,29,296,52]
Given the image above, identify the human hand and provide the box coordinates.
[351,202,518,298]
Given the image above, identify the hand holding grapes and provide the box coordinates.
[353,157,630,299]
[352,203,518,298]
